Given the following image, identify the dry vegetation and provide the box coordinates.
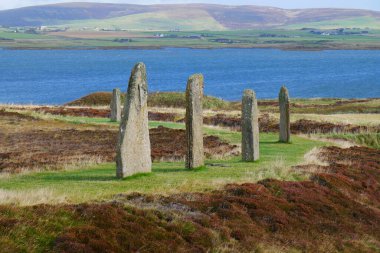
[1,146,379,252]
[3,92,380,151]
[8,104,379,137]
[0,92,379,252]
[0,109,238,174]
[66,92,380,114]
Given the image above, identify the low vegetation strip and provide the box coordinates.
[0,146,379,252]
[65,92,380,114]
[66,91,235,110]
[203,114,380,134]
[6,106,380,135]
[327,133,380,150]
[1,28,380,50]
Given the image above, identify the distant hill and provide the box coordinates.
[1,2,380,30]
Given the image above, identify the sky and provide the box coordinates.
[0,0,379,11]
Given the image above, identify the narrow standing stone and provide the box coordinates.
[185,74,204,169]
[116,63,151,178]
[279,86,290,143]
[241,89,260,161]
[110,88,121,122]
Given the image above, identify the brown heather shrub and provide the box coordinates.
[51,146,380,253]
[54,203,215,253]
[65,92,116,106]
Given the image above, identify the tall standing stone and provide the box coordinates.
[241,89,260,161]
[116,63,151,178]
[279,86,290,143]
[110,88,121,122]
[185,74,204,169]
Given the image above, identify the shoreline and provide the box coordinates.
[3,44,380,51]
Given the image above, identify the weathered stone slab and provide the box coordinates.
[279,86,291,143]
[185,74,204,169]
[110,88,121,122]
[241,89,260,161]
[116,63,151,178]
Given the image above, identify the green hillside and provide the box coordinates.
[60,13,380,31]
[2,2,380,30]
[2,3,380,49]
[61,9,226,31]
[285,16,380,29]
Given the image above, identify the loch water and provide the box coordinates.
[0,48,379,104]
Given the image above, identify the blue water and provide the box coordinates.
[0,48,379,104]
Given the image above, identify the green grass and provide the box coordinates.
[12,108,255,145]
[0,31,49,39]
[14,109,251,144]
[1,29,380,50]
[285,16,380,30]
[0,130,325,204]
[149,121,184,129]
[53,115,120,126]
[60,9,225,31]
[327,133,380,149]
[10,109,120,126]
[17,110,183,129]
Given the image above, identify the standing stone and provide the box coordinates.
[116,63,151,178]
[241,89,260,161]
[185,74,204,169]
[279,86,290,143]
[110,88,121,122]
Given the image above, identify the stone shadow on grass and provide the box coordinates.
[153,168,188,173]
[153,166,208,173]
[39,174,118,182]
[260,141,284,145]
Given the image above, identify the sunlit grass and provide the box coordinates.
[326,133,380,149]
[2,28,380,50]
[0,132,325,204]
[291,113,380,126]
[0,107,329,205]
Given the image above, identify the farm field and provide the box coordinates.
[1,29,380,50]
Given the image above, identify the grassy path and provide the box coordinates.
[0,124,325,204]
[0,111,327,204]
